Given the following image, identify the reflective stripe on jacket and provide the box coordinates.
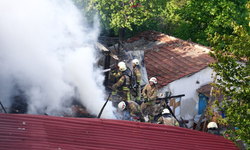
[142,84,158,101]
[133,66,141,85]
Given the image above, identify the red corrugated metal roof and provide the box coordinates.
[0,113,238,150]
[126,30,214,88]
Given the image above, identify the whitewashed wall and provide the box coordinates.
[158,67,215,117]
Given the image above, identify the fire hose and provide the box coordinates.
[101,66,119,73]
[0,101,7,113]
[97,93,111,118]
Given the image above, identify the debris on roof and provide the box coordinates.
[96,42,119,60]
[197,84,213,98]
[0,113,238,150]
[124,30,215,88]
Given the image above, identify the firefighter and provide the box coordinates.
[157,108,179,127]
[112,62,132,101]
[110,62,125,101]
[141,77,158,123]
[207,122,220,135]
[132,59,142,103]
[118,101,145,122]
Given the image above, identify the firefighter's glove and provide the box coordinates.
[111,66,118,71]
[144,97,149,103]
[112,85,116,91]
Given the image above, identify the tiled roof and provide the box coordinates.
[0,113,238,150]
[126,30,214,88]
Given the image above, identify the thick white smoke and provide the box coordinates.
[0,0,115,118]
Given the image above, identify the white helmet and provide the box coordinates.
[132,59,140,65]
[162,108,170,115]
[149,77,157,84]
[159,93,165,98]
[118,101,126,111]
[118,63,127,72]
[118,61,125,66]
[207,122,218,129]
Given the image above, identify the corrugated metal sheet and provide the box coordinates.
[0,113,238,150]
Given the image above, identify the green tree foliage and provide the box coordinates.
[157,0,186,36]
[73,0,188,37]
[177,0,250,45]
[115,0,187,39]
[87,0,168,34]
[208,1,250,145]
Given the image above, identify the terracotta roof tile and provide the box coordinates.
[126,30,215,88]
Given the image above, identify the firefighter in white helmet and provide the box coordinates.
[132,59,142,103]
[207,122,220,135]
[157,108,179,127]
[141,77,158,123]
[110,62,125,102]
[118,101,145,122]
[112,62,132,101]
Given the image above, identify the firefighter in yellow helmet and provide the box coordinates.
[157,108,179,127]
[110,62,125,101]
[141,77,158,123]
[118,101,145,122]
[112,62,132,101]
[132,59,142,103]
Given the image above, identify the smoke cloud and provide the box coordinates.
[0,0,115,118]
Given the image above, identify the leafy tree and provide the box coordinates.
[176,0,250,45]
[111,0,187,39]
[73,0,168,36]
[88,0,168,34]
[157,0,186,36]
[208,1,250,146]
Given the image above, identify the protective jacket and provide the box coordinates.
[113,74,131,89]
[142,84,158,105]
[112,70,123,79]
[133,66,142,85]
[127,101,140,116]
[111,70,123,99]
[133,66,142,101]
[157,115,179,127]
[126,101,145,122]
[207,129,220,135]
[112,69,132,101]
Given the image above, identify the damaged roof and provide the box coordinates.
[0,113,238,150]
[125,30,214,88]
[197,83,225,103]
